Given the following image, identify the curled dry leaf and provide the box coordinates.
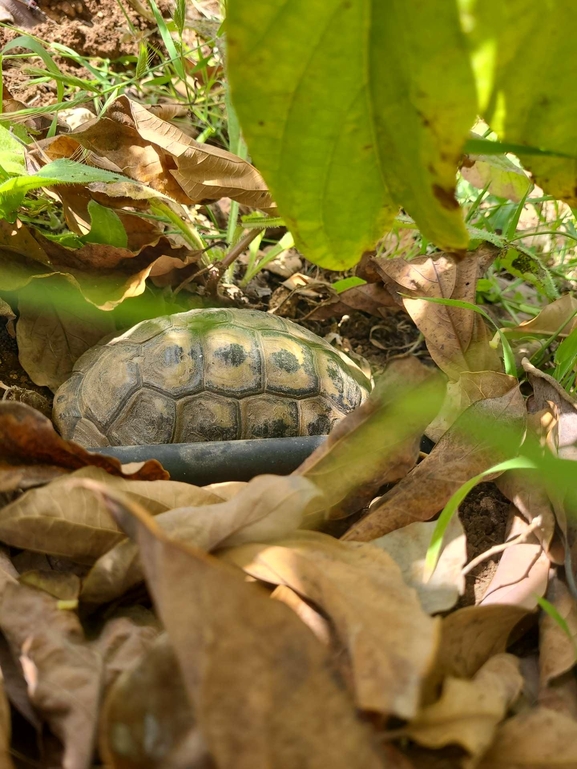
[0,582,103,769]
[100,634,210,769]
[0,401,167,494]
[423,604,531,702]
[507,294,577,338]
[100,488,386,769]
[343,382,526,541]
[81,474,325,604]
[296,357,444,518]
[16,277,116,391]
[478,707,577,768]
[404,653,523,759]
[40,95,276,213]
[372,247,502,379]
[524,359,577,461]
[371,514,466,614]
[539,576,577,687]
[479,512,549,610]
[221,530,440,719]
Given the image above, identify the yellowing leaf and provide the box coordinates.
[227,0,477,269]
[470,1,577,207]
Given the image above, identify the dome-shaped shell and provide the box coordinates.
[53,308,371,447]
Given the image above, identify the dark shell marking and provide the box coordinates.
[53,308,371,446]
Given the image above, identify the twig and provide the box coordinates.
[461,515,543,576]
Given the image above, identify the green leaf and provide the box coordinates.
[0,159,133,219]
[227,0,477,270]
[424,456,537,577]
[332,277,367,293]
[81,200,128,248]
[461,146,533,202]
[554,326,577,383]
[464,0,577,206]
[0,125,26,176]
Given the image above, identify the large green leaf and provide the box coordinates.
[465,0,577,204]
[227,0,477,270]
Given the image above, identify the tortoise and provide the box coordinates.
[53,308,371,447]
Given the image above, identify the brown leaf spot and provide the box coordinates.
[432,184,459,210]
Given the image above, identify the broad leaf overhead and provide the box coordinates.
[465,0,577,205]
[227,0,477,269]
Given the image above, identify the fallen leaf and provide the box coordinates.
[496,470,557,559]
[221,530,440,718]
[94,610,161,692]
[100,633,208,769]
[81,474,325,603]
[16,276,116,391]
[539,576,577,687]
[425,604,531,699]
[373,247,502,378]
[524,360,577,461]
[19,570,81,601]
[0,582,103,769]
[371,514,466,614]
[506,294,577,339]
[427,371,519,443]
[343,383,526,540]
[478,707,577,768]
[271,585,332,645]
[404,653,522,759]
[296,357,444,517]
[479,513,549,610]
[0,401,167,494]
[101,488,386,769]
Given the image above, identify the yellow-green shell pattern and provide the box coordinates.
[53,308,371,447]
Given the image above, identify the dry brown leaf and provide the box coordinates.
[221,530,439,719]
[479,513,549,609]
[271,585,332,645]
[404,653,522,760]
[496,471,557,560]
[427,371,520,443]
[343,383,526,541]
[81,474,324,604]
[126,98,275,212]
[370,514,466,614]
[100,488,386,769]
[0,401,167,494]
[373,248,501,379]
[425,604,531,700]
[524,360,577,461]
[100,634,209,769]
[94,610,161,692]
[478,707,577,768]
[16,277,116,391]
[0,582,103,769]
[540,576,577,687]
[507,294,577,338]
[19,569,81,601]
[0,469,127,562]
[296,357,444,517]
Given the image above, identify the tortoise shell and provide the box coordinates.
[53,308,371,447]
